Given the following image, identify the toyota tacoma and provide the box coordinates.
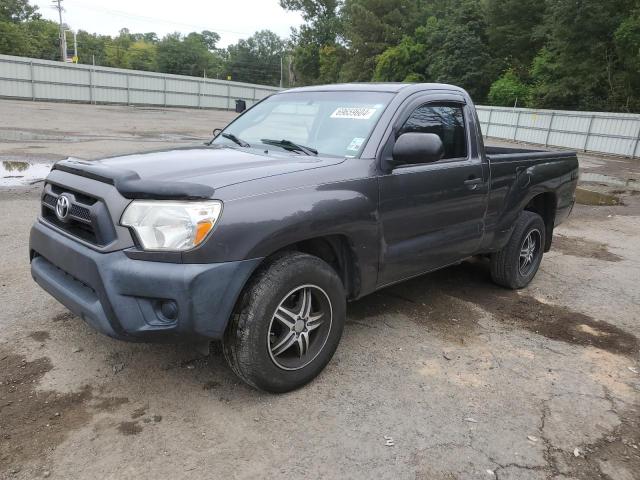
[30,83,579,392]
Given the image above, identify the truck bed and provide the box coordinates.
[486,145,577,162]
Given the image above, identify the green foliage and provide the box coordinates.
[281,0,342,84]
[318,44,347,83]
[286,0,640,111]
[417,1,493,101]
[340,0,423,82]
[0,0,39,23]
[156,32,223,78]
[373,37,426,82]
[373,1,493,100]
[225,30,285,84]
[486,0,546,75]
[488,70,531,107]
[0,0,283,85]
[528,0,638,111]
[124,40,157,71]
[3,0,640,109]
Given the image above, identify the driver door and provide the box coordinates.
[377,99,489,287]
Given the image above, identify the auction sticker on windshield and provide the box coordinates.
[331,107,377,120]
[347,137,365,151]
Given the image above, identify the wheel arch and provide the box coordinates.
[254,234,361,301]
[523,191,557,252]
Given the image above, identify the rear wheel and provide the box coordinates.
[490,211,546,289]
[223,252,346,393]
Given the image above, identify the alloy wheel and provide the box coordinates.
[267,284,333,371]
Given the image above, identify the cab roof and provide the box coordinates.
[282,82,468,95]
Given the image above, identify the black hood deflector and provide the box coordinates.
[53,159,215,200]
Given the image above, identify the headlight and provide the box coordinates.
[120,200,223,251]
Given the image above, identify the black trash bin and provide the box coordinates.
[235,99,246,113]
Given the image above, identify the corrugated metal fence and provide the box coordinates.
[476,105,640,158]
[0,53,280,110]
[2,54,639,158]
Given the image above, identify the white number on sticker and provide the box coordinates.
[331,107,377,120]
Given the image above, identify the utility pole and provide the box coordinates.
[53,0,66,62]
[279,56,283,88]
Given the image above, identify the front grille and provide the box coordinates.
[70,204,91,221]
[42,210,98,244]
[43,194,56,207]
[41,184,108,246]
[51,184,97,205]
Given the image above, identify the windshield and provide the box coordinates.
[212,91,394,158]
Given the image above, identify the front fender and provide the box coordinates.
[185,178,381,296]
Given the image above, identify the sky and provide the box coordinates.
[31,0,303,47]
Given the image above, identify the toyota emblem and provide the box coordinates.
[55,195,71,220]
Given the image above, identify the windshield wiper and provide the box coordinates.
[261,138,318,156]
[221,132,250,147]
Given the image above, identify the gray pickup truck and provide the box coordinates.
[30,83,578,392]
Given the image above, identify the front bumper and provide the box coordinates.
[30,220,262,342]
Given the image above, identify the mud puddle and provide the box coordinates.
[0,348,92,476]
[1,160,53,187]
[575,188,623,206]
[353,260,638,356]
[552,235,622,262]
[580,172,639,191]
[349,283,481,344]
[0,345,157,476]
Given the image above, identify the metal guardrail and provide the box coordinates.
[0,53,281,110]
[476,105,640,159]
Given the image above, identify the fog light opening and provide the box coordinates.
[159,300,178,322]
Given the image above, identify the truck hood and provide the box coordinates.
[52,146,345,200]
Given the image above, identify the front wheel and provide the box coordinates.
[490,211,546,289]
[223,252,346,393]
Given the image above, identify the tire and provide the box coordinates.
[490,211,546,290]
[223,251,346,393]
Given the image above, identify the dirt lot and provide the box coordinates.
[1,99,639,480]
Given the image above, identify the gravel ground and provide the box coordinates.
[1,99,639,480]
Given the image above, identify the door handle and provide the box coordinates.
[464,177,483,190]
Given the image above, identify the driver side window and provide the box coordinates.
[399,104,468,160]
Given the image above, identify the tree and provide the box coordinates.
[422,1,493,101]
[225,30,285,85]
[529,0,638,111]
[0,0,39,23]
[0,21,31,57]
[124,40,157,71]
[200,30,221,51]
[614,9,640,110]
[156,31,223,78]
[105,28,134,68]
[488,70,531,106]
[76,30,110,66]
[340,0,424,82]
[318,44,347,83]
[22,18,59,60]
[373,0,493,101]
[373,36,426,82]
[486,0,547,76]
[281,0,343,84]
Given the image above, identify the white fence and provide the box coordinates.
[1,54,638,158]
[0,54,280,110]
[476,105,640,158]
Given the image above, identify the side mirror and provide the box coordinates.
[392,133,444,167]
